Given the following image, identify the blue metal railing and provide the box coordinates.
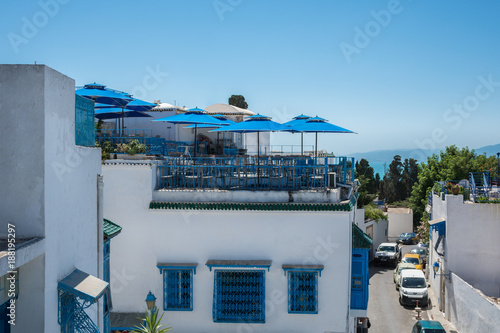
[156,156,354,191]
[469,172,491,202]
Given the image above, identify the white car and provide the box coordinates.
[374,242,400,266]
[399,269,429,307]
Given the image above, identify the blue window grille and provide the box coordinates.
[163,270,193,311]
[75,94,95,147]
[213,270,265,323]
[288,271,318,314]
[58,291,99,333]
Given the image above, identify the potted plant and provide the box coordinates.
[116,139,148,160]
[451,184,460,195]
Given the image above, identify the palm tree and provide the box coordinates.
[132,309,172,333]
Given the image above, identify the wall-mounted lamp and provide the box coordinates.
[432,261,451,279]
[145,291,157,311]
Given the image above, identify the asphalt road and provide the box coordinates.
[367,245,430,333]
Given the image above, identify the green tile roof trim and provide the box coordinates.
[352,223,372,249]
[103,218,122,239]
[150,193,359,212]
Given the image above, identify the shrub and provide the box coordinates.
[364,204,388,221]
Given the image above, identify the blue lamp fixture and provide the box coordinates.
[432,261,451,279]
[145,291,157,311]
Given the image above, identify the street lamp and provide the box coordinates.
[432,261,450,279]
[145,291,157,312]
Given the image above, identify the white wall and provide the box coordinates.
[0,65,46,238]
[446,273,500,333]
[355,209,387,260]
[103,164,354,333]
[444,195,500,297]
[387,208,413,241]
[0,65,103,332]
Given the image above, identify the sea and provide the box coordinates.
[367,161,388,177]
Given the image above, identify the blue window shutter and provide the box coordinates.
[351,249,369,310]
[163,270,193,311]
[212,270,265,323]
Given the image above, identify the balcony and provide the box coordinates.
[155,156,354,192]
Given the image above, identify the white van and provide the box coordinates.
[399,269,428,307]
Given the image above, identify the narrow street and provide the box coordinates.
[367,245,431,333]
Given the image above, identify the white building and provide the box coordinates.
[429,192,500,333]
[102,160,370,333]
[386,207,413,242]
[355,208,388,260]
[0,65,109,332]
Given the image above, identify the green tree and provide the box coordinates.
[409,145,497,226]
[228,95,248,109]
[380,155,403,203]
[355,159,377,208]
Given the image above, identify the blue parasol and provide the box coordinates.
[290,116,356,159]
[282,114,311,156]
[76,83,132,107]
[94,108,152,120]
[154,108,227,157]
[211,114,284,159]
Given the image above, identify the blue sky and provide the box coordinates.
[2,0,500,157]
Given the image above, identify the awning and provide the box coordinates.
[429,217,446,236]
[206,260,272,271]
[58,269,109,303]
[103,218,122,239]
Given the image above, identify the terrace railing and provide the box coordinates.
[156,156,355,191]
[96,129,167,155]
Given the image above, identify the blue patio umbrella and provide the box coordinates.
[123,98,157,112]
[185,115,235,155]
[290,116,356,160]
[211,114,284,160]
[282,114,311,156]
[76,83,132,108]
[94,108,152,120]
[154,108,226,157]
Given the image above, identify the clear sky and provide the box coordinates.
[2,0,500,157]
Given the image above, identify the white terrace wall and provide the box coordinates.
[354,209,387,260]
[446,273,500,333]
[444,195,500,297]
[103,164,354,333]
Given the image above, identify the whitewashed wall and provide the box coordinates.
[103,164,354,333]
[355,209,387,260]
[387,208,413,241]
[446,273,500,333]
[1,65,102,332]
[444,195,500,297]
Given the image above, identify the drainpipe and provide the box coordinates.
[97,174,104,329]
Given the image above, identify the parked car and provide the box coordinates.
[374,242,401,266]
[410,247,428,267]
[417,242,428,248]
[397,232,418,245]
[393,263,417,290]
[399,269,429,307]
[411,320,446,333]
[401,253,423,270]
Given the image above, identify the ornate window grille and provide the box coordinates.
[212,270,265,323]
[58,291,99,333]
[163,270,193,311]
[288,271,318,314]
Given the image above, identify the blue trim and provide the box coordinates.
[282,267,324,277]
[157,264,197,275]
[287,271,318,314]
[212,270,265,323]
[207,264,271,272]
[430,220,446,236]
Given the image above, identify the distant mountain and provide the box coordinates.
[348,149,440,163]
[475,143,500,156]
[349,143,500,163]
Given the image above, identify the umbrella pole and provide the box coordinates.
[315,132,318,163]
[301,133,303,156]
[194,124,197,159]
[121,108,124,137]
